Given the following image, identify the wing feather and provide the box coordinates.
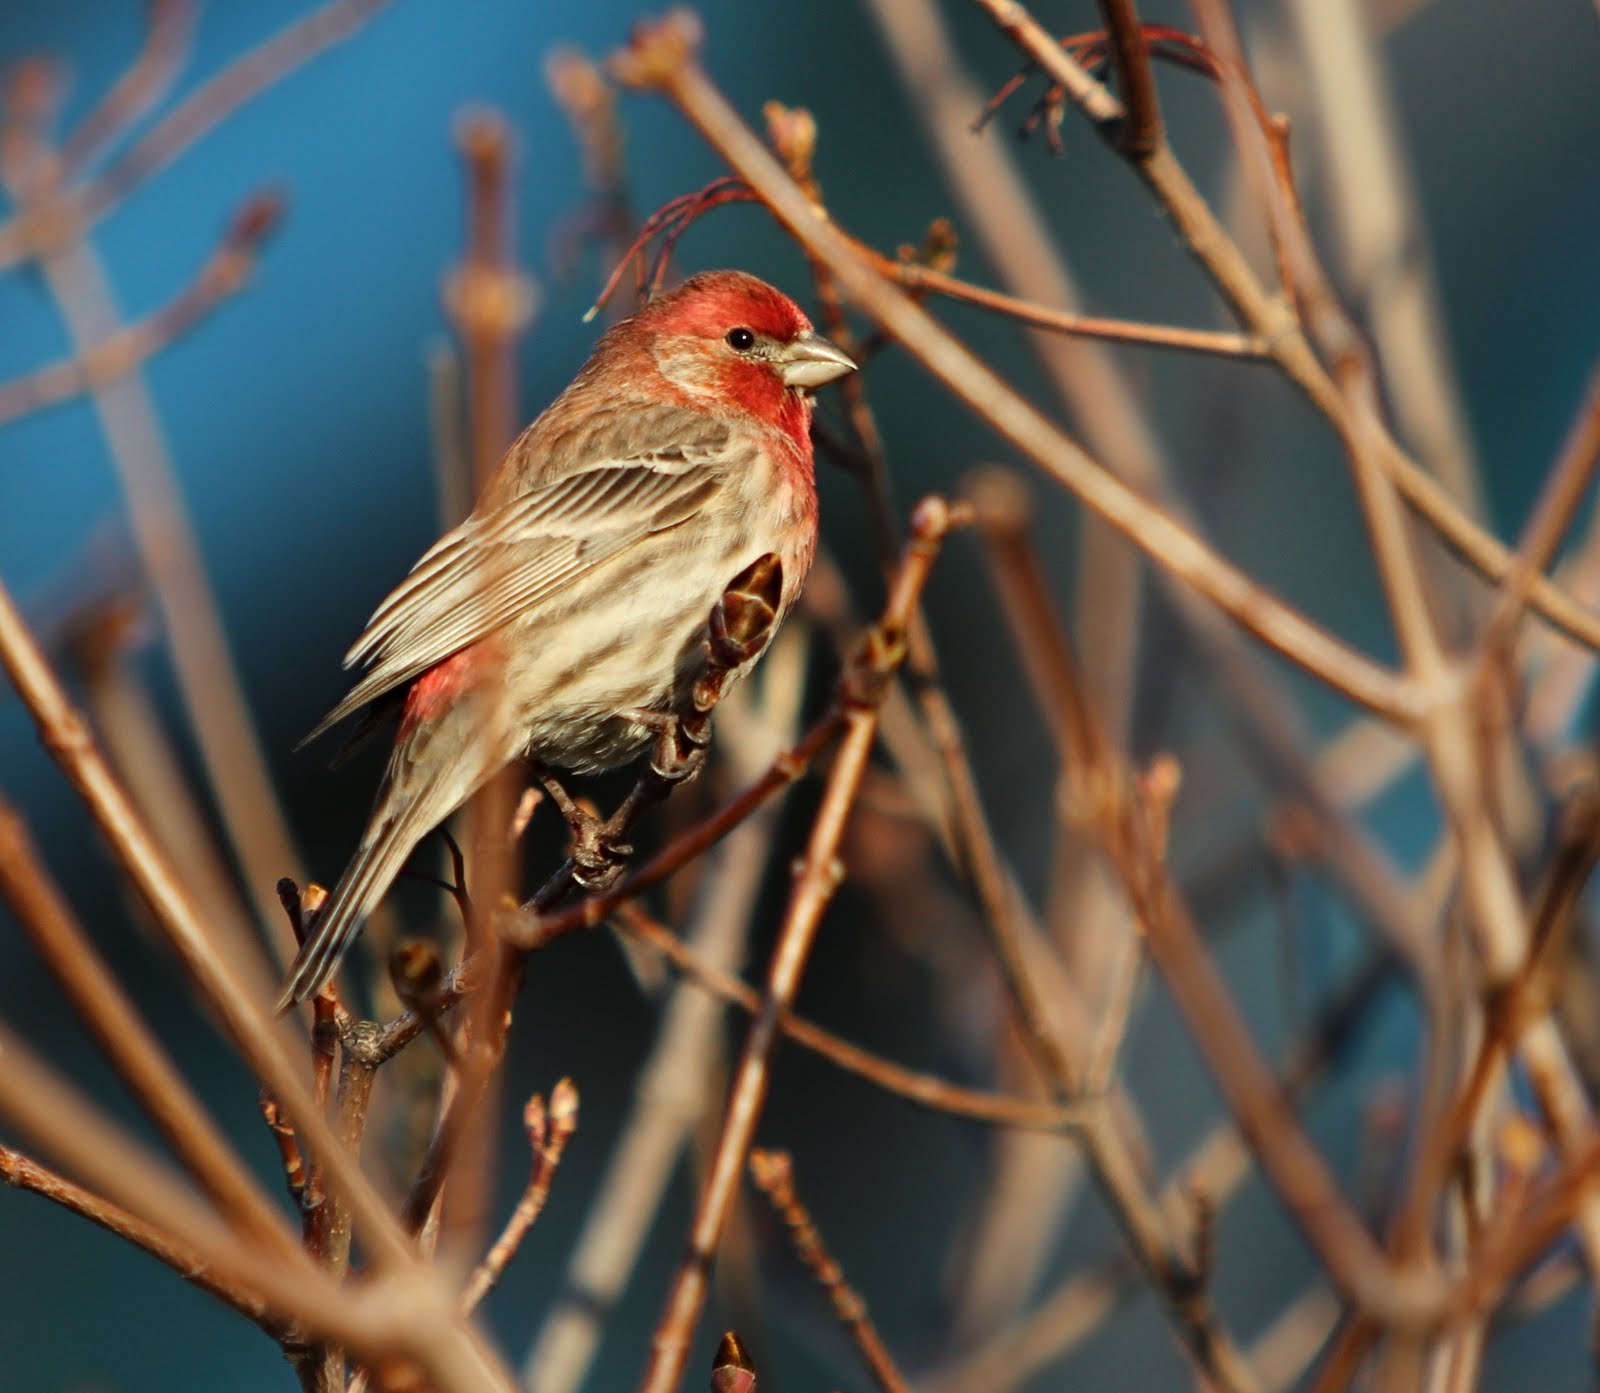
[303,418,739,745]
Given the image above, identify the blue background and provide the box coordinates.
[2,2,1599,1390]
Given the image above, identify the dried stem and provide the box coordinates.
[748,1150,912,1393]
[0,573,422,1275]
[0,794,298,1260]
[615,902,1085,1132]
[1,123,306,961]
[437,100,536,1283]
[0,1022,516,1392]
[56,0,196,178]
[861,237,1266,359]
[1095,0,1163,157]
[461,1081,579,1314]
[0,0,392,268]
[1479,364,1600,657]
[0,1143,277,1332]
[637,497,962,1393]
[609,14,1414,721]
[519,643,802,1393]
[971,0,1600,659]
[0,190,278,425]
[972,471,1453,1324]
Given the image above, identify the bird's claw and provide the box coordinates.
[623,708,710,787]
[570,835,630,891]
[649,716,709,785]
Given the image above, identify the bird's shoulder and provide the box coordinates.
[497,383,747,502]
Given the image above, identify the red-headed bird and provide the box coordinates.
[279,271,855,1007]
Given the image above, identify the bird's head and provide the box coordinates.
[638,270,856,429]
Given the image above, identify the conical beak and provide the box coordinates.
[777,331,857,389]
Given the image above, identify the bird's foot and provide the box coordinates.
[625,708,711,787]
[569,821,631,891]
[531,762,632,890]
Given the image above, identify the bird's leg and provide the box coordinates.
[624,706,712,786]
[533,556,789,897]
[625,550,786,787]
[597,553,787,864]
[529,761,630,889]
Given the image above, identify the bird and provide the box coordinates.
[278,270,856,1007]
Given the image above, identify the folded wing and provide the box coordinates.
[303,417,735,744]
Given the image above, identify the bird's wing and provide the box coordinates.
[302,421,735,744]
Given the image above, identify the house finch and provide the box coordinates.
[278,271,855,1007]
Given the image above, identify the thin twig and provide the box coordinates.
[519,640,803,1393]
[608,14,1414,722]
[0,793,299,1260]
[1,126,307,963]
[637,497,963,1393]
[0,574,423,1276]
[864,239,1265,359]
[1283,0,1485,521]
[0,0,392,268]
[461,1081,579,1314]
[0,190,280,425]
[1478,364,1600,658]
[971,0,1600,659]
[1094,0,1163,157]
[748,1150,912,1393]
[615,902,1085,1132]
[0,1023,517,1393]
[930,947,1403,1393]
[0,1142,278,1331]
[435,100,536,1283]
[56,0,196,178]
[962,451,1447,1327]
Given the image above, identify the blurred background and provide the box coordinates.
[1,1,1598,1390]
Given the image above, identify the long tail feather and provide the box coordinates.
[276,770,443,1010]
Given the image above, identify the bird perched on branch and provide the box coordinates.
[279,271,855,1007]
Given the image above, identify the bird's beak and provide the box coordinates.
[777,331,857,389]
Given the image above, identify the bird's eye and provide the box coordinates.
[725,326,757,352]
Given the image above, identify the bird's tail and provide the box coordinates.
[276,757,453,1011]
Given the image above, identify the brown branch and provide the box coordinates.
[518,641,806,1393]
[869,247,1265,358]
[0,573,424,1277]
[1094,0,1162,157]
[1201,0,1600,1287]
[1479,363,1600,658]
[0,0,392,268]
[967,483,1449,1326]
[446,107,535,494]
[0,1142,278,1332]
[258,1094,308,1208]
[435,101,537,1286]
[64,588,276,986]
[615,902,1085,1132]
[1283,0,1485,520]
[56,0,196,178]
[1,141,308,965]
[608,14,1413,722]
[0,190,280,425]
[461,1082,580,1314]
[489,709,842,965]
[0,793,299,1260]
[972,0,1600,660]
[914,947,1400,1393]
[0,1023,516,1392]
[763,101,1100,1117]
[617,28,1270,1389]
[637,497,963,1393]
[748,1150,911,1393]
